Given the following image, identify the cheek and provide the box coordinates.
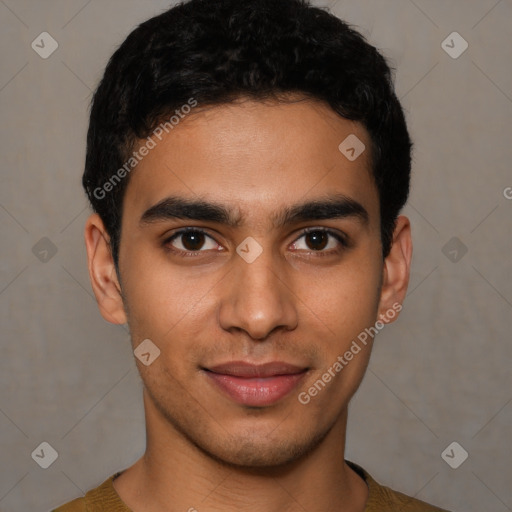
[293,256,382,412]
[119,247,219,343]
[295,252,382,342]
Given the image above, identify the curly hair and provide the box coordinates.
[83,0,412,266]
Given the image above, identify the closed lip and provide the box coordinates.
[204,361,308,378]
[203,361,309,406]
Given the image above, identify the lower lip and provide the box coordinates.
[204,371,307,407]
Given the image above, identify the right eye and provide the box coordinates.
[164,228,221,255]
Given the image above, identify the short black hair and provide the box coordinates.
[83,0,412,266]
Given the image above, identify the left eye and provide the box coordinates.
[291,229,345,252]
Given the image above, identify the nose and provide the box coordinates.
[218,248,298,340]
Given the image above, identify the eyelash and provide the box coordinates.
[162,227,349,258]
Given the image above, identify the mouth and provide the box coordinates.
[202,361,309,407]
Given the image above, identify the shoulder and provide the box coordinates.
[52,472,129,512]
[346,460,451,512]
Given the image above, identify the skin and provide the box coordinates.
[85,97,412,512]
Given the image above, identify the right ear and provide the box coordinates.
[84,213,127,325]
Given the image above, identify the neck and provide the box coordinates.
[113,389,368,512]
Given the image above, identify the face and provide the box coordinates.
[86,97,411,468]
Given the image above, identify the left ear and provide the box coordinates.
[377,215,412,323]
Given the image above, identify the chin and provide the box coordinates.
[195,424,332,469]
[145,380,336,469]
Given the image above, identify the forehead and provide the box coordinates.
[122,98,379,227]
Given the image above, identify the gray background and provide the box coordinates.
[0,0,511,511]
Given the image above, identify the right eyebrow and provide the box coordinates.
[139,196,243,227]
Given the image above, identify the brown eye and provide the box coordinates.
[291,228,347,254]
[304,230,329,250]
[166,229,219,253]
[181,231,205,250]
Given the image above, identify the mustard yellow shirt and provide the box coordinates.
[53,461,450,511]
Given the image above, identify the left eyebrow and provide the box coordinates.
[139,193,369,228]
[271,194,369,228]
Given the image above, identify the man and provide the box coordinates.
[54,0,450,510]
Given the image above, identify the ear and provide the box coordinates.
[377,215,412,324]
[84,213,127,325]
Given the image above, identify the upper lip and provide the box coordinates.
[205,361,308,378]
